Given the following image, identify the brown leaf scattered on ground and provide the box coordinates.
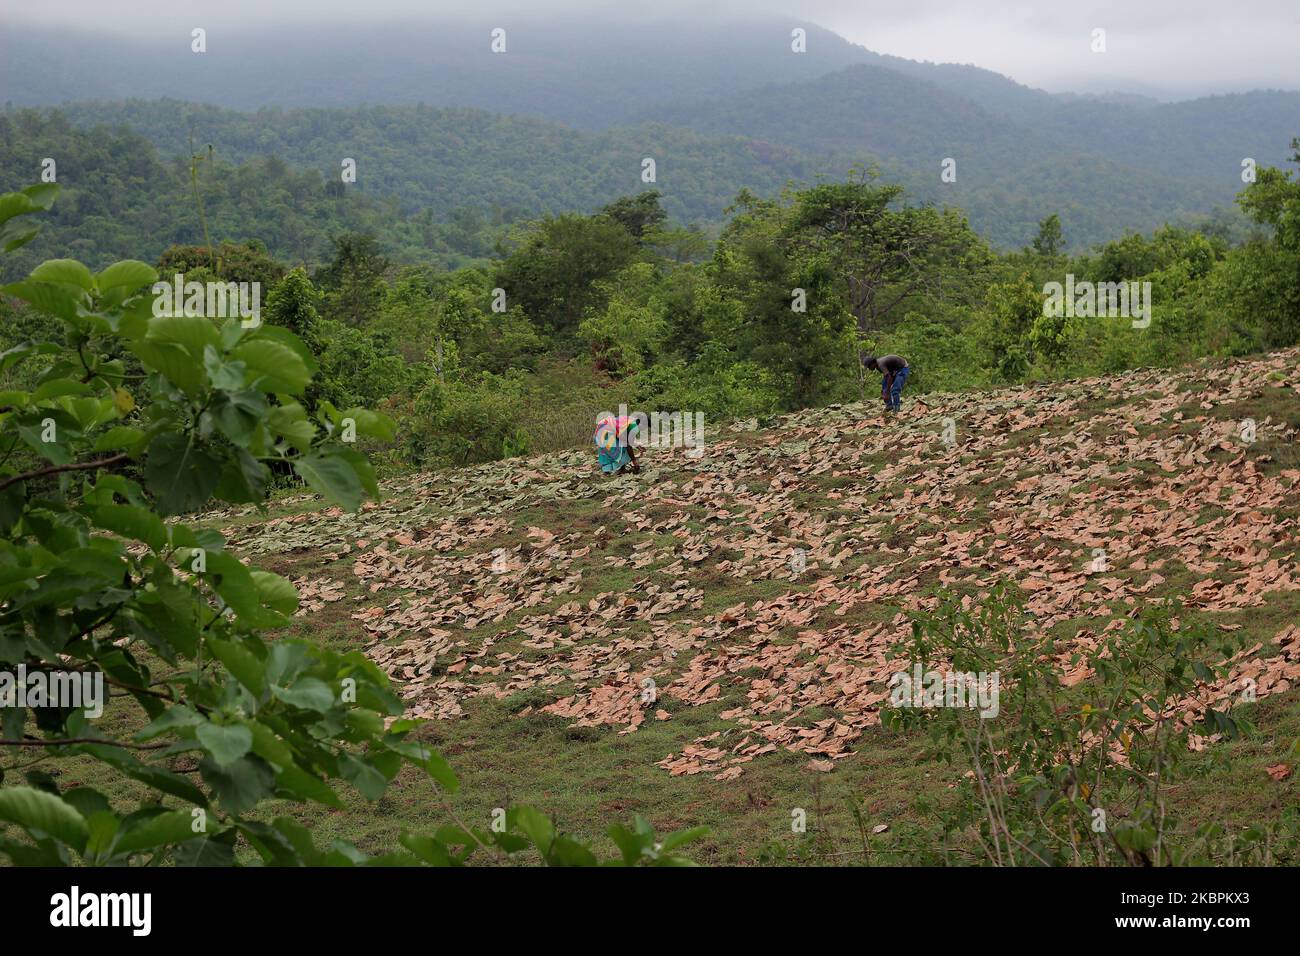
[217,349,1300,780]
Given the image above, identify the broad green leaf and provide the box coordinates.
[203,551,276,625]
[209,389,266,445]
[144,433,221,516]
[339,754,388,801]
[96,260,158,295]
[0,787,88,852]
[336,407,396,441]
[92,425,148,454]
[293,453,364,511]
[250,325,318,375]
[112,810,199,856]
[201,756,275,815]
[658,826,709,852]
[271,677,335,713]
[250,570,298,615]
[30,259,94,290]
[146,314,221,360]
[206,636,266,697]
[273,765,344,807]
[31,377,92,401]
[231,339,310,394]
[91,503,167,552]
[213,448,269,505]
[171,831,237,867]
[74,744,208,806]
[512,806,555,856]
[196,723,254,768]
[1,280,85,322]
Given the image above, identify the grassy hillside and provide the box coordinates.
[73,346,1289,863]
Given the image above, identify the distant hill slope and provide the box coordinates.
[2,18,871,127]
[640,64,1298,244]
[7,16,1297,248]
[14,101,831,235]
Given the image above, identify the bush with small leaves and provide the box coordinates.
[882,582,1295,866]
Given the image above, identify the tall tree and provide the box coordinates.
[600,191,667,241]
[494,213,637,335]
[782,175,993,383]
[265,267,323,347]
[1031,214,1063,257]
[314,233,389,327]
[713,191,856,409]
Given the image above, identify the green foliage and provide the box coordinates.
[314,321,418,412]
[778,175,993,387]
[0,112,501,282]
[976,274,1040,380]
[873,313,989,393]
[0,185,703,867]
[578,263,669,376]
[264,267,323,346]
[494,213,639,336]
[600,191,668,241]
[314,233,389,327]
[158,241,286,289]
[634,345,785,421]
[407,374,531,466]
[1031,214,1063,257]
[1224,138,1300,349]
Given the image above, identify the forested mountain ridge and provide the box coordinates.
[638,63,1300,245]
[35,100,825,227]
[0,106,829,278]
[5,16,1297,255]
[28,86,1285,253]
[0,111,512,278]
[2,19,871,126]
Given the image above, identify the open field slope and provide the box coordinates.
[205,349,1300,860]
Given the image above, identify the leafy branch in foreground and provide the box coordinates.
[0,184,703,866]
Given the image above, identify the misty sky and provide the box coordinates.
[3,0,1297,97]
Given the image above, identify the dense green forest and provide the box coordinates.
[642,65,1292,245]
[0,111,520,276]
[8,135,1292,474]
[29,101,817,238]
[2,93,1280,265]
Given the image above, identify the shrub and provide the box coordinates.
[881,583,1292,866]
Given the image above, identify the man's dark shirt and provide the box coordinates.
[876,354,908,374]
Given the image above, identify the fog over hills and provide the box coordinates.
[4,15,1297,250]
